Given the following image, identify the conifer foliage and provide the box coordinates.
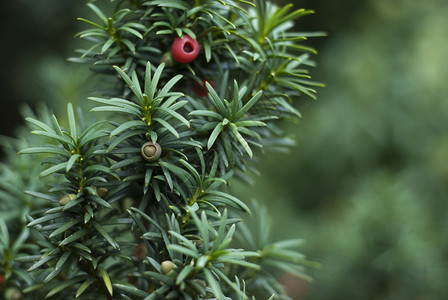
[1,0,323,299]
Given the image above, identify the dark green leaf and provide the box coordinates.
[67,103,77,139]
[66,154,81,172]
[40,162,69,177]
[110,120,146,136]
[49,219,81,238]
[28,255,55,272]
[92,221,120,250]
[59,228,89,246]
[176,265,194,285]
[207,122,224,150]
[76,278,96,298]
[99,266,113,296]
[45,276,85,298]
[113,283,149,297]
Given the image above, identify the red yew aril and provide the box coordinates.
[171,35,200,64]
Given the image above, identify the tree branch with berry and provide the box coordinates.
[0,0,324,299]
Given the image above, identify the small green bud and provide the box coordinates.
[141,142,162,162]
[59,193,77,206]
[5,287,22,300]
[191,239,202,247]
[160,52,174,67]
[96,187,108,198]
[122,197,134,211]
[161,260,176,274]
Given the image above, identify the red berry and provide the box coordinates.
[171,35,200,64]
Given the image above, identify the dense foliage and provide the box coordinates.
[0,0,322,299]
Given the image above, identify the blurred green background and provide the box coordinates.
[2,0,448,299]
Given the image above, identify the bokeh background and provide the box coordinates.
[2,0,448,299]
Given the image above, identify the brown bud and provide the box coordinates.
[59,193,77,206]
[141,142,162,162]
[134,242,147,260]
[192,279,207,294]
[194,279,207,289]
[279,273,309,299]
